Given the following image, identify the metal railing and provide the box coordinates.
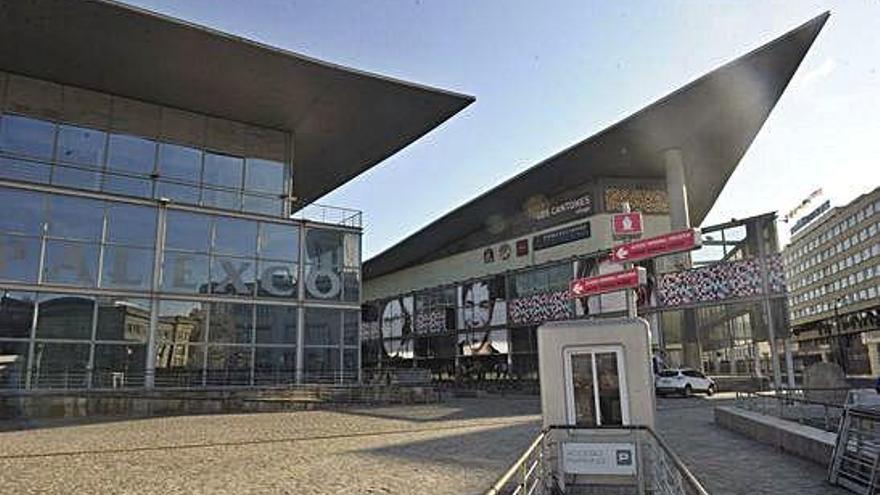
[829,407,880,494]
[735,388,848,432]
[485,425,709,495]
[291,202,362,228]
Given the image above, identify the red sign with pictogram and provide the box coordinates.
[609,228,702,263]
[569,267,646,298]
[612,212,643,237]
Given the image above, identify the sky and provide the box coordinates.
[126,0,880,257]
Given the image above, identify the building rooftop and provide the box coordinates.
[0,0,474,206]
[364,12,829,281]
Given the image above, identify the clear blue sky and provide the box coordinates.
[127,0,880,257]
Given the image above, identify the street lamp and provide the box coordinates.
[833,297,847,376]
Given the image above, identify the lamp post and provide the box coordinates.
[833,297,847,376]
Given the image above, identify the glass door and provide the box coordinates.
[563,346,628,426]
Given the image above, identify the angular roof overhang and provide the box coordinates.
[365,12,828,281]
[0,0,474,204]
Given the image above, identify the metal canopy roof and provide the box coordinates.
[0,0,474,205]
[365,12,828,281]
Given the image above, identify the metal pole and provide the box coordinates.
[622,202,637,319]
[755,224,781,390]
[834,299,847,376]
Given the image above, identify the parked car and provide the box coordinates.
[655,368,716,397]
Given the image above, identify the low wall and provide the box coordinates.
[0,386,440,423]
[714,405,836,466]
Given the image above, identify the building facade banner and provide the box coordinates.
[508,290,572,326]
[653,255,785,308]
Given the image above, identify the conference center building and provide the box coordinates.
[0,1,471,390]
[362,14,828,382]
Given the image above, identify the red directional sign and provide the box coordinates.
[609,228,702,263]
[612,212,643,237]
[569,267,646,298]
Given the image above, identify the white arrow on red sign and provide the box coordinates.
[609,228,702,263]
[569,267,647,298]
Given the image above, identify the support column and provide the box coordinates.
[663,148,700,369]
[784,338,796,389]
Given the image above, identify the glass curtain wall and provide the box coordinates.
[0,113,287,216]
[0,184,362,390]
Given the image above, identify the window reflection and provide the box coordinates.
[107,134,155,175]
[255,304,297,345]
[257,261,298,298]
[102,174,152,198]
[208,302,253,344]
[305,229,343,267]
[202,188,241,211]
[596,352,623,426]
[203,152,243,188]
[255,347,296,385]
[52,165,101,191]
[161,251,210,293]
[155,181,200,204]
[305,308,341,346]
[243,195,281,216]
[214,217,257,257]
[305,264,342,300]
[259,223,298,261]
[35,293,95,340]
[0,115,55,160]
[156,300,206,388]
[165,211,212,252]
[158,143,202,183]
[92,344,147,388]
[343,310,359,346]
[0,235,41,283]
[106,204,156,247]
[31,342,90,389]
[571,353,596,426]
[0,341,28,389]
[46,194,104,241]
[96,298,150,342]
[0,157,51,184]
[304,348,340,381]
[206,345,251,386]
[210,256,255,296]
[44,240,99,286]
[101,246,154,290]
[0,291,36,339]
[1,187,45,235]
[57,125,106,167]
[244,158,284,194]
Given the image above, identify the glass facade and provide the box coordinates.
[0,107,362,390]
[0,113,288,216]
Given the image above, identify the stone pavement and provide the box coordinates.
[0,397,541,495]
[655,395,849,495]
[0,394,855,494]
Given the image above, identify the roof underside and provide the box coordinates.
[0,0,474,204]
[365,12,829,280]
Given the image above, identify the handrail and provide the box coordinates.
[484,430,546,495]
[485,424,709,495]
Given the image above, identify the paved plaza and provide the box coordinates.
[656,395,848,495]
[0,398,541,495]
[0,395,850,494]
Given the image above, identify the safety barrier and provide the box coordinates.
[485,425,708,495]
[829,407,880,494]
[735,389,847,432]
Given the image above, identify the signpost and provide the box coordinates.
[611,212,643,237]
[570,267,647,298]
[609,228,702,264]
